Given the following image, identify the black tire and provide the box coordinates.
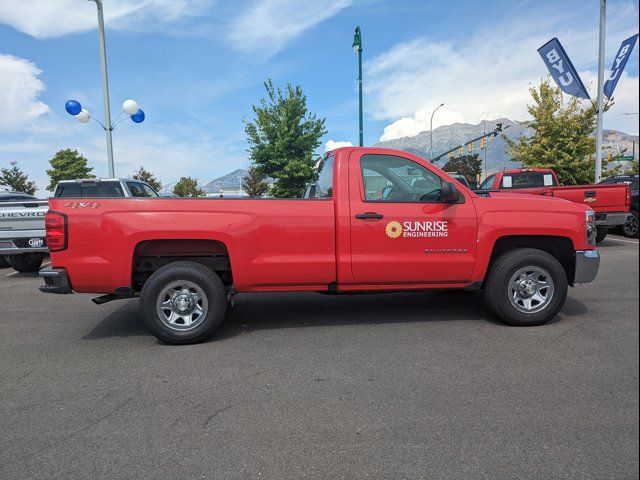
[140,261,227,344]
[595,227,608,243]
[7,253,44,273]
[622,211,639,238]
[483,248,568,327]
[0,255,9,268]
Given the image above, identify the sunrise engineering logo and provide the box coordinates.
[385,220,449,238]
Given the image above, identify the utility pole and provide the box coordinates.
[594,0,606,183]
[89,0,115,178]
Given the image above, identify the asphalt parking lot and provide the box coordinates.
[1,235,638,480]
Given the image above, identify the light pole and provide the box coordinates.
[352,27,363,147]
[429,103,444,161]
[594,0,606,183]
[88,0,116,177]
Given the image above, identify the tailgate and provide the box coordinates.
[0,201,49,231]
[545,184,629,212]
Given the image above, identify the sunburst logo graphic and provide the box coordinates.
[385,221,403,239]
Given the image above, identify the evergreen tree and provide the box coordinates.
[242,166,270,197]
[0,161,37,195]
[172,177,204,197]
[506,78,615,185]
[443,154,483,187]
[46,149,94,191]
[132,166,162,192]
[245,80,327,198]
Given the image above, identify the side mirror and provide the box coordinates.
[441,181,460,203]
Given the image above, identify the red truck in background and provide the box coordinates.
[477,168,631,242]
[40,147,600,344]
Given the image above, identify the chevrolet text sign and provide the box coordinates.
[538,37,590,100]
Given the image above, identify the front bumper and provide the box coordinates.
[39,267,73,294]
[574,250,600,284]
[595,212,628,227]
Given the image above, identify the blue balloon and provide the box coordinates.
[65,100,82,116]
[131,109,145,123]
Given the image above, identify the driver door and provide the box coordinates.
[349,152,478,284]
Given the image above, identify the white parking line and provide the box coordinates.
[607,237,639,245]
[4,271,19,277]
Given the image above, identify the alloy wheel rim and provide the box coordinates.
[508,266,555,314]
[156,280,208,331]
[624,214,639,237]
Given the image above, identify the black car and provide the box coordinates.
[0,191,38,202]
[599,174,639,238]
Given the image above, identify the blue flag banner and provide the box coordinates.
[604,34,639,98]
[538,38,591,100]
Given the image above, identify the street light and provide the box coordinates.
[429,103,444,161]
[352,26,363,147]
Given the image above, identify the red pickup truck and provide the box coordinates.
[40,147,600,344]
[477,168,631,242]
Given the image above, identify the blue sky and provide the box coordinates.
[1,0,638,194]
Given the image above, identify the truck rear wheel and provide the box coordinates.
[595,227,608,243]
[483,248,568,327]
[7,253,44,273]
[0,255,9,268]
[622,211,639,238]
[140,261,227,344]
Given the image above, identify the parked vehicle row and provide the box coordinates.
[599,175,639,238]
[476,168,631,241]
[40,147,600,344]
[0,179,158,272]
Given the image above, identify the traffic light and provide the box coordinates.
[468,142,474,153]
[457,147,463,156]
[480,137,487,149]
[449,151,455,158]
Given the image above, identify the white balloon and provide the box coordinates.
[123,99,138,115]
[76,109,90,124]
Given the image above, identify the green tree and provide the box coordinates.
[172,177,204,197]
[506,78,615,185]
[245,79,327,198]
[242,166,270,197]
[624,161,639,176]
[0,161,37,195]
[132,166,162,192]
[46,149,94,191]
[443,154,482,187]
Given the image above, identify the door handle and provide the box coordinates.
[584,191,596,198]
[355,212,384,220]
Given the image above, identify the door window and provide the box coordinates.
[360,154,443,202]
[478,175,495,190]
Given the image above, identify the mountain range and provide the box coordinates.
[160,119,638,193]
[375,117,639,174]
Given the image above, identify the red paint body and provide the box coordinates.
[47,148,596,295]
[483,168,631,214]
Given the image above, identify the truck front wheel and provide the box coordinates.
[7,253,44,273]
[483,248,568,327]
[0,255,9,268]
[140,261,228,344]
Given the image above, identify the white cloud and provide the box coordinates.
[0,54,49,131]
[324,140,353,152]
[380,108,465,142]
[0,0,214,39]
[228,0,353,57]
[367,3,640,141]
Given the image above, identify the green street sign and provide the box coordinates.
[617,156,635,161]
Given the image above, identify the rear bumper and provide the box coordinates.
[574,250,600,284]
[0,238,48,255]
[595,212,628,226]
[39,267,73,294]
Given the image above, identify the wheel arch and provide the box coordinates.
[131,239,233,292]
[485,235,576,286]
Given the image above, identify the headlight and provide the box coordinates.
[586,210,597,244]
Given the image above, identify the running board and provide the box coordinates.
[92,287,137,305]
